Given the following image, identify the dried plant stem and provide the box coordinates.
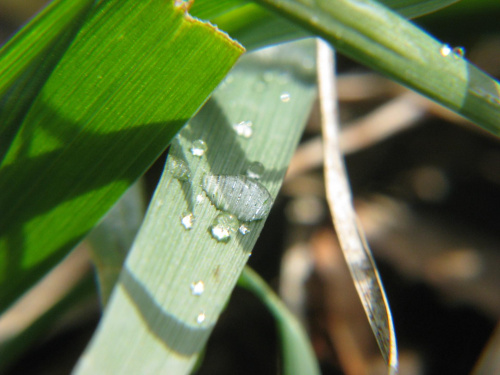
[317,38,398,374]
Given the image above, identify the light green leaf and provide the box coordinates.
[74,39,317,374]
[0,0,243,313]
[239,267,321,375]
[253,0,500,134]
[87,181,147,306]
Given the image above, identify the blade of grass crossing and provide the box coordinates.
[254,0,500,135]
[74,39,317,374]
[239,267,320,375]
[194,0,466,52]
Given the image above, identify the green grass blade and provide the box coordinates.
[239,267,320,375]
[74,39,317,374]
[0,0,243,313]
[382,0,460,18]
[192,0,462,52]
[253,0,500,135]
[189,0,246,19]
[0,0,95,162]
[211,3,308,51]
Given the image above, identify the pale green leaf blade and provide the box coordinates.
[253,0,500,135]
[0,0,243,313]
[239,267,320,375]
[87,182,147,306]
[74,39,317,375]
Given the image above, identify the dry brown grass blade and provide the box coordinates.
[317,38,398,374]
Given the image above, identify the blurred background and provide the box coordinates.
[0,0,499,374]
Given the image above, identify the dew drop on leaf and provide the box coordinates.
[233,120,253,138]
[190,280,205,296]
[181,212,194,230]
[210,213,239,241]
[239,224,250,235]
[190,140,207,156]
[439,44,452,57]
[196,311,206,324]
[203,175,273,222]
[280,92,291,102]
[452,46,465,59]
[168,155,191,181]
[246,161,265,179]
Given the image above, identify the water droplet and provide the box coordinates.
[181,212,194,230]
[210,213,239,241]
[239,224,250,235]
[196,194,205,204]
[190,140,207,156]
[440,44,452,57]
[246,161,265,179]
[233,121,253,138]
[452,46,465,59]
[168,156,191,181]
[196,311,206,324]
[203,175,273,222]
[190,280,205,296]
[280,92,291,103]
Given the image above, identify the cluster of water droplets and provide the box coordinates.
[439,44,466,59]
[190,281,206,324]
[438,43,500,107]
[233,120,253,138]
